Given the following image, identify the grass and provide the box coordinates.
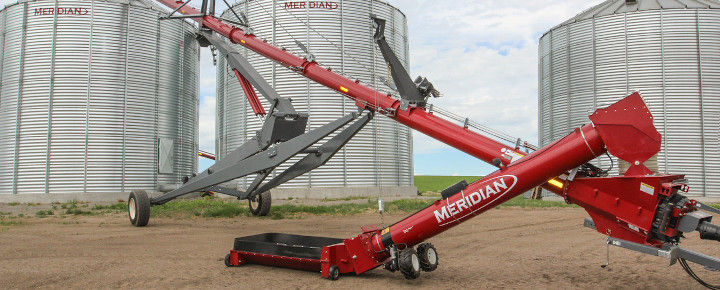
[149,195,575,220]
[414,175,484,194]
[321,196,372,202]
[151,197,435,220]
[35,210,55,218]
[92,203,126,211]
[0,217,21,226]
[497,196,578,208]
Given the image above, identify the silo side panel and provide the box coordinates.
[123,6,160,190]
[17,1,52,194]
[539,35,551,146]
[0,6,22,194]
[700,10,720,197]
[86,1,127,193]
[550,26,569,140]
[568,20,594,129]
[156,19,183,186]
[48,0,91,193]
[661,10,704,194]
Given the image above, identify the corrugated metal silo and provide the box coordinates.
[539,0,720,198]
[0,0,199,201]
[216,0,414,198]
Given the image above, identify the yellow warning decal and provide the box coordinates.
[640,182,655,195]
[240,40,246,44]
[381,227,389,235]
[340,86,349,93]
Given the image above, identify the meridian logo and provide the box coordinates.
[433,175,518,225]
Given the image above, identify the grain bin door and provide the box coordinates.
[158,138,175,174]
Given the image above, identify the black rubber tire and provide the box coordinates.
[224,254,232,267]
[384,260,398,272]
[328,265,340,280]
[248,191,271,216]
[398,248,421,280]
[128,190,150,227]
[417,243,439,272]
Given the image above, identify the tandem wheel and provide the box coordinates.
[417,243,439,272]
[398,248,421,279]
[328,265,340,281]
[248,191,271,216]
[128,190,151,227]
[224,254,232,267]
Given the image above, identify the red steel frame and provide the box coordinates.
[156,1,686,278]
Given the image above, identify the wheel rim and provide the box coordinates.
[411,253,420,271]
[427,248,437,265]
[249,196,259,210]
[129,198,136,220]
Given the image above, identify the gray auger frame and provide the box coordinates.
[149,30,374,206]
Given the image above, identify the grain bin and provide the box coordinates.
[0,0,199,201]
[216,0,414,198]
[539,0,720,197]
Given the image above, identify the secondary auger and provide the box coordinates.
[128,0,720,287]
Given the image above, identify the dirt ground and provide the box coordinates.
[1,207,719,289]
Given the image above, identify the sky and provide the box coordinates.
[1,0,604,176]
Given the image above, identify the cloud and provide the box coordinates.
[388,0,603,151]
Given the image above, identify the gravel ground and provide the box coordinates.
[0,207,718,289]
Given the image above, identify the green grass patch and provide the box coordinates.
[35,210,54,218]
[496,196,578,208]
[7,202,20,206]
[414,175,484,194]
[321,196,372,202]
[151,197,435,220]
[65,208,94,215]
[0,217,21,226]
[149,195,577,220]
[92,203,126,211]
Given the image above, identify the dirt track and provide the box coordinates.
[1,207,717,289]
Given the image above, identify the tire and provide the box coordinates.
[384,260,398,272]
[128,190,151,227]
[328,265,340,280]
[417,243,438,272]
[398,248,421,280]
[224,254,232,267]
[248,191,271,216]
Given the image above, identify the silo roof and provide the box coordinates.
[555,0,720,28]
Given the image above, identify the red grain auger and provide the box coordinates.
[126,0,720,286]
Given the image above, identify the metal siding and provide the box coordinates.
[49,0,91,193]
[568,20,594,130]
[662,10,704,195]
[539,7,720,197]
[0,0,198,196]
[218,0,412,189]
[539,35,552,146]
[0,5,22,194]
[699,10,720,197]
[18,1,52,194]
[550,26,569,141]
